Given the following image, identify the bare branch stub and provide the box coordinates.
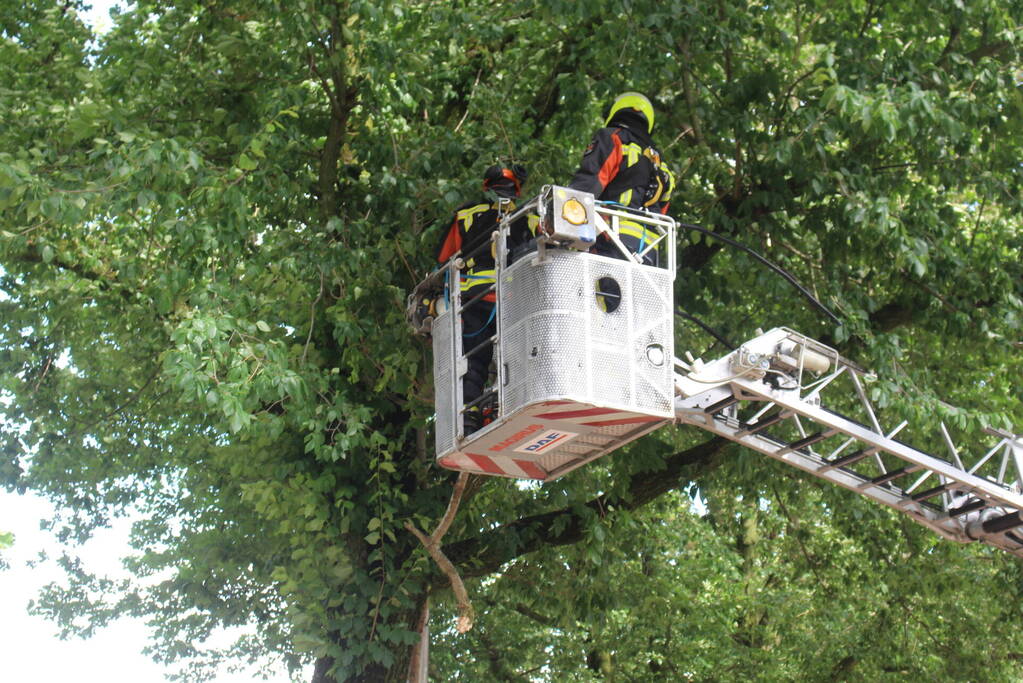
[406,472,474,632]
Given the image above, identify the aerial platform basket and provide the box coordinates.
[426,186,677,481]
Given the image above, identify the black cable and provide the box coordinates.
[677,222,843,326]
[675,308,736,350]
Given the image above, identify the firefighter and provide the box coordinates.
[568,91,675,266]
[435,164,531,434]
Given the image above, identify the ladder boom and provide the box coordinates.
[674,327,1023,557]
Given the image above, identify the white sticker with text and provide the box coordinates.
[513,430,579,455]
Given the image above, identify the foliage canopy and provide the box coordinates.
[2,0,1022,681]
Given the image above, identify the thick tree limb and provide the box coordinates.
[676,35,705,147]
[444,436,729,581]
[869,301,919,333]
[405,599,430,683]
[678,240,724,274]
[477,628,519,681]
[513,602,558,627]
[936,22,961,66]
[311,9,358,223]
[523,21,594,135]
[11,245,132,301]
[967,41,1013,63]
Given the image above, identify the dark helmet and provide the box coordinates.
[483,163,528,198]
[605,92,655,134]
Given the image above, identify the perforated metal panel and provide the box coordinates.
[499,249,674,419]
[432,308,457,456]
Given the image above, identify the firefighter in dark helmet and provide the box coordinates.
[569,92,675,265]
[435,164,532,434]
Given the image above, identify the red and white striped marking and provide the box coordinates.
[438,452,548,479]
[531,405,664,428]
[437,400,669,480]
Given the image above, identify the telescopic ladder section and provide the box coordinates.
[674,327,1023,558]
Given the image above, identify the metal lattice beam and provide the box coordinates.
[675,328,1023,558]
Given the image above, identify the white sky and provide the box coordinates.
[0,4,301,682]
[0,493,301,683]
[1,490,300,682]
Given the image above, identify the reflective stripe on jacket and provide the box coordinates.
[435,199,537,303]
[568,125,675,215]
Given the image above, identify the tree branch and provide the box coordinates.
[770,484,824,584]
[967,41,1012,63]
[869,301,919,333]
[444,437,728,580]
[937,21,961,66]
[677,35,705,147]
[773,66,823,132]
[513,602,558,628]
[523,39,579,134]
[857,0,878,39]
[11,245,131,301]
[405,472,474,632]
[311,8,357,222]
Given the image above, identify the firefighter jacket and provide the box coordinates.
[435,199,536,302]
[568,123,675,215]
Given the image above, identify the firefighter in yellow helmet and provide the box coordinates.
[568,92,675,265]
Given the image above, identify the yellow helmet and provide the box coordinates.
[605,92,654,133]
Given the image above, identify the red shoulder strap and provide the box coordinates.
[436,216,462,263]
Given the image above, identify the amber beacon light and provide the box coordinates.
[561,197,587,225]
